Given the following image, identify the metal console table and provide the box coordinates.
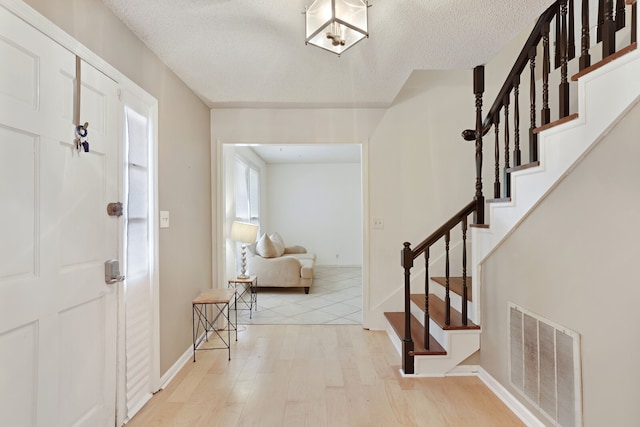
[192,288,237,361]
[228,275,258,319]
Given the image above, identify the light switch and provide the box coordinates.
[160,211,170,228]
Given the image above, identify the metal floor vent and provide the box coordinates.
[509,303,583,426]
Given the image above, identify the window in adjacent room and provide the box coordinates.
[235,158,260,227]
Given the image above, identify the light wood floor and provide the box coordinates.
[127,325,524,427]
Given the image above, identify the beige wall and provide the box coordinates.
[211,107,385,287]
[211,73,479,328]
[480,101,640,426]
[367,71,476,318]
[24,0,213,375]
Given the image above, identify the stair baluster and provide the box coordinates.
[493,112,501,198]
[503,94,512,198]
[598,0,604,42]
[603,0,616,57]
[514,75,522,166]
[529,47,538,162]
[580,0,592,70]
[542,21,551,125]
[462,219,468,325]
[569,0,577,59]
[445,231,451,326]
[633,1,637,44]
[556,3,562,69]
[560,0,571,118]
[616,0,626,30]
[424,248,430,350]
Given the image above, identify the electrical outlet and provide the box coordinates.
[160,211,170,228]
[373,217,384,229]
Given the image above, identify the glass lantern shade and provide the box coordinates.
[305,0,368,55]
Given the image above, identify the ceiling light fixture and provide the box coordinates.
[305,0,369,56]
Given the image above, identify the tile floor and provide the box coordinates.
[235,266,362,325]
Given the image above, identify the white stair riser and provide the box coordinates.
[385,321,403,356]
[410,299,446,348]
[413,331,480,377]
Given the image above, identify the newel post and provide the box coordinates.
[473,65,485,225]
[401,242,414,374]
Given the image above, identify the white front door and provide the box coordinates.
[0,7,119,427]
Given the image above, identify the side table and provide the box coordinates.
[192,288,237,361]
[228,275,258,319]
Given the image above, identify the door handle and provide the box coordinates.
[105,259,125,284]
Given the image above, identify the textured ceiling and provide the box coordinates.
[101,0,555,108]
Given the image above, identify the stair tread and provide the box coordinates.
[571,42,637,81]
[506,161,540,173]
[384,312,447,355]
[534,113,579,134]
[410,293,480,330]
[431,276,473,301]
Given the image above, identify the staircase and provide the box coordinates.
[384,0,639,376]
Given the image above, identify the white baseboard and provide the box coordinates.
[397,368,445,378]
[122,392,153,425]
[160,329,224,389]
[477,367,545,427]
[160,344,194,390]
[315,264,361,268]
[446,364,480,376]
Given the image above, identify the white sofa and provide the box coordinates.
[246,234,316,294]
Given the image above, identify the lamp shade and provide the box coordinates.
[230,221,259,243]
[305,0,368,55]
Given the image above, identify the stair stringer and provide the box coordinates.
[471,49,640,326]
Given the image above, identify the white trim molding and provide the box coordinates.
[478,367,545,427]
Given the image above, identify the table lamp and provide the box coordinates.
[230,221,259,279]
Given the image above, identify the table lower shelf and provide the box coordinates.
[192,288,238,361]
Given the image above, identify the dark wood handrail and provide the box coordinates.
[462,3,560,142]
[410,200,476,258]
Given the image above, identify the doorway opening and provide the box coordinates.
[219,143,368,326]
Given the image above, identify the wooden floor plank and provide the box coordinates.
[126,325,522,427]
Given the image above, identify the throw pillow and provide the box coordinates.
[256,233,278,258]
[270,233,285,257]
